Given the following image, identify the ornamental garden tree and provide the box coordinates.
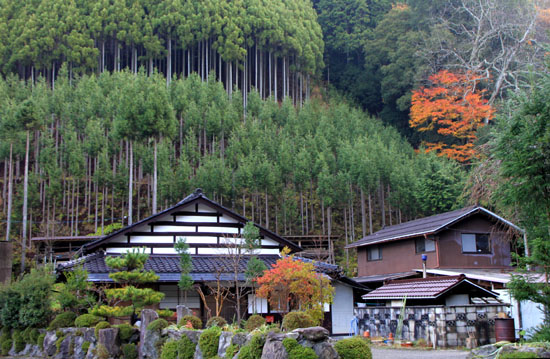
[90,248,164,323]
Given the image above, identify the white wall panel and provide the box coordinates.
[198,204,217,213]
[186,236,219,244]
[219,216,239,224]
[152,248,178,255]
[198,226,239,234]
[154,225,195,232]
[130,235,173,244]
[176,215,217,223]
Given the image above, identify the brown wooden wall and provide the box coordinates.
[357,238,438,277]
[438,216,511,268]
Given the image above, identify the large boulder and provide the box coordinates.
[218,331,233,358]
[261,332,288,359]
[98,328,120,358]
[139,309,159,359]
[43,330,59,356]
[291,327,329,342]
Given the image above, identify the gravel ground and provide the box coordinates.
[371,346,470,359]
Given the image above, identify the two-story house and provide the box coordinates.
[346,206,522,286]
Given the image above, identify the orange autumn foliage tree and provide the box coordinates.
[410,70,494,162]
[255,248,334,315]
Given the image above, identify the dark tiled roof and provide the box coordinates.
[347,206,522,248]
[58,253,349,283]
[362,275,497,300]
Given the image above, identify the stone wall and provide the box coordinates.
[355,304,510,347]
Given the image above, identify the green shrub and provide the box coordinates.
[75,314,105,328]
[37,333,46,347]
[48,312,78,330]
[179,315,202,329]
[334,336,372,359]
[0,328,10,343]
[282,312,316,331]
[96,343,110,359]
[122,343,138,359]
[28,328,40,344]
[530,325,550,342]
[94,321,111,337]
[176,335,196,359]
[114,323,135,342]
[245,315,266,332]
[160,340,178,359]
[55,335,66,354]
[82,341,91,353]
[237,334,265,359]
[199,326,222,358]
[1,339,12,356]
[206,316,227,328]
[147,318,169,332]
[226,343,240,358]
[0,268,55,329]
[12,330,25,352]
[21,327,32,343]
[500,352,540,359]
[282,337,317,359]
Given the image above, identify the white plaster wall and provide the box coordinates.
[331,282,355,335]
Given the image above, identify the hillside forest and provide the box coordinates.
[0,0,549,276]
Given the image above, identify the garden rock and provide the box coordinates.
[177,305,193,322]
[218,331,233,358]
[73,335,89,359]
[311,340,339,359]
[54,335,72,359]
[139,309,159,359]
[292,326,329,342]
[43,330,59,356]
[98,328,120,358]
[261,332,288,359]
[231,333,248,347]
[467,343,550,359]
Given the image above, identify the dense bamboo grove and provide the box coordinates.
[0,71,465,273]
[0,0,324,107]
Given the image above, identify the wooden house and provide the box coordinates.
[347,206,522,287]
[57,189,364,334]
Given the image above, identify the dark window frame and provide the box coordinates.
[461,233,491,254]
[367,245,382,261]
[415,237,436,254]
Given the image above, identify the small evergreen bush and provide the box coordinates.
[199,326,222,358]
[282,337,317,359]
[334,336,372,359]
[176,335,196,359]
[1,339,12,356]
[147,318,169,332]
[225,343,240,358]
[74,314,105,328]
[530,325,550,342]
[29,328,40,344]
[12,330,25,352]
[179,315,202,329]
[82,341,91,353]
[245,315,265,332]
[94,321,111,337]
[237,334,265,359]
[114,323,135,342]
[55,335,66,354]
[48,312,78,330]
[0,328,10,343]
[21,327,32,343]
[122,343,138,359]
[282,312,315,331]
[206,316,227,328]
[160,340,178,359]
[37,333,46,347]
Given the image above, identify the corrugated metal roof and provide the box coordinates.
[363,275,467,299]
[347,206,522,248]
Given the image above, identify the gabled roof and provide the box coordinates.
[346,206,523,249]
[58,252,367,288]
[83,188,301,252]
[362,275,498,300]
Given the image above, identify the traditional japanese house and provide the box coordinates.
[57,188,364,334]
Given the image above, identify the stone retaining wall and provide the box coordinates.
[355,304,510,347]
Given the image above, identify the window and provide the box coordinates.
[367,246,382,261]
[461,233,490,253]
[415,238,435,253]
